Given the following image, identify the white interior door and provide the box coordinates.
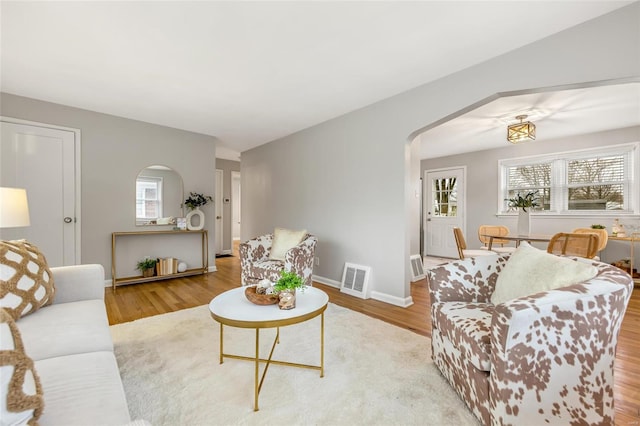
[215,169,223,255]
[231,171,241,241]
[0,120,79,266]
[424,167,465,258]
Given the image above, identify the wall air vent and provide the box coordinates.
[340,263,371,299]
[410,255,425,282]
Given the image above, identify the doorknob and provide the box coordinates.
[216,216,222,219]
[64,217,73,223]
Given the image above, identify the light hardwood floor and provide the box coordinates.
[105,252,640,424]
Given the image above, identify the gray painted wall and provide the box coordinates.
[422,126,640,266]
[215,158,241,252]
[241,3,640,305]
[0,93,217,279]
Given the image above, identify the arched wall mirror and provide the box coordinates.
[135,165,184,226]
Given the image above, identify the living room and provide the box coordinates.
[1,1,639,425]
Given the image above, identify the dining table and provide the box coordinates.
[483,233,553,250]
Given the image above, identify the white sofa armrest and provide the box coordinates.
[50,264,105,304]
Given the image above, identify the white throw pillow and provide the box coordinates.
[491,242,598,305]
[269,228,307,261]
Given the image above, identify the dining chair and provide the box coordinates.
[453,227,497,260]
[477,225,517,254]
[572,228,608,260]
[546,232,600,259]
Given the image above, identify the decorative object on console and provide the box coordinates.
[183,192,213,231]
[506,114,536,144]
[177,261,187,273]
[0,187,31,228]
[506,191,539,235]
[0,308,44,425]
[0,240,55,321]
[135,257,157,278]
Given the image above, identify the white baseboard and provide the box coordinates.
[208,265,217,272]
[312,274,341,288]
[104,279,111,288]
[314,275,413,308]
[370,291,414,308]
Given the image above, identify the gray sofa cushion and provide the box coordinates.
[17,299,113,361]
[36,351,130,426]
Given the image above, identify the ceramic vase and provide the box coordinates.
[517,209,530,235]
[186,207,205,231]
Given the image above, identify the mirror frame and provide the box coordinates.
[135,165,184,226]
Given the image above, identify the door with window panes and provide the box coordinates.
[425,167,465,258]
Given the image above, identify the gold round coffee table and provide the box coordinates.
[209,286,329,411]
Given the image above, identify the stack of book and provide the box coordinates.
[156,257,178,276]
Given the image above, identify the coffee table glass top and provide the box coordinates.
[209,286,329,326]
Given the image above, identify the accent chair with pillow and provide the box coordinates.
[426,242,633,425]
[239,228,317,286]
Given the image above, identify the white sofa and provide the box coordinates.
[14,264,146,426]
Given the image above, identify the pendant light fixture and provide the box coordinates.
[507,115,536,144]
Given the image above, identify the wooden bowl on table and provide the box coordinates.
[244,286,278,305]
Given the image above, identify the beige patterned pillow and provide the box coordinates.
[0,308,44,424]
[0,240,55,320]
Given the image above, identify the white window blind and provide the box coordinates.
[499,143,639,215]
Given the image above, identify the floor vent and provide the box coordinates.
[341,263,371,299]
[410,255,425,282]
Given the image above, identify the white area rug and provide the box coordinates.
[111,303,477,425]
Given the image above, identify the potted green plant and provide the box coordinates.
[273,271,305,310]
[505,191,540,212]
[591,224,606,229]
[183,192,213,211]
[136,257,157,278]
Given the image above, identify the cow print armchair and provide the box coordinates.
[239,231,317,287]
[426,245,633,426]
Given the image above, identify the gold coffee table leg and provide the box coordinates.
[254,328,260,411]
[321,312,324,378]
[219,323,224,364]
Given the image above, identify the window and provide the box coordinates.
[136,177,163,222]
[431,177,458,217]
[499,143,639,215]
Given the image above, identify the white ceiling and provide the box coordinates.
[0,1,635,161]
[419,82,640,159]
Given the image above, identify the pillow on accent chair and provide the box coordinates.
[269,228,308,261]
[491,241,598,305]
[0,308,44,425]
[0,240,55,320]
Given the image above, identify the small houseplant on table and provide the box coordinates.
[273,271,305,310]
[136,257,157,278]
[506,191,540,235]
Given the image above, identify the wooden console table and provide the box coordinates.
[111,230,208,289]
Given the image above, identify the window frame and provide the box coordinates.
[136,176,164,223]
[497,142,639,217]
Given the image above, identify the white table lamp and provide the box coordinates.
[0,187,31,228]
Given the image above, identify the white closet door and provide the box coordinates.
[0,121,78,266]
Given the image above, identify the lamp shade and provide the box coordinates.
[0,187,31,228]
